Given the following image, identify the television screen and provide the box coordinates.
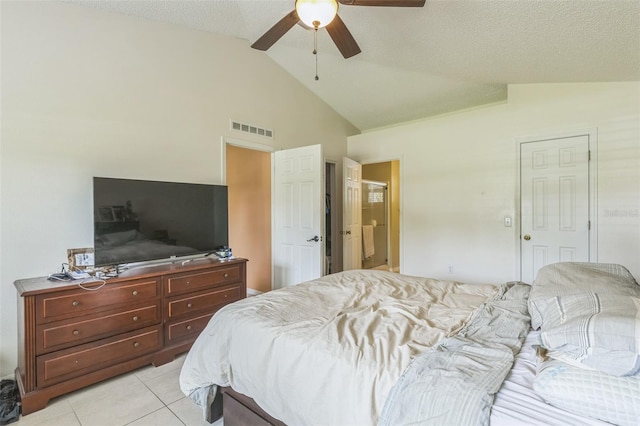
[93,177,228,267]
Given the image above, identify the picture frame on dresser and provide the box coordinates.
[97,206,115,222]
[67,247,95,271]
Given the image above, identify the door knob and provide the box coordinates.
[307,235,320,242]
[523,234,531,241]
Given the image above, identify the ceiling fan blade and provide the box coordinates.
[338,0,425,6]
[251,10,299,51]
[326,14,361,59]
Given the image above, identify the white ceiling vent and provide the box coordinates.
[230,120,274,139]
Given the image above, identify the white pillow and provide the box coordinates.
[534,358,640,426]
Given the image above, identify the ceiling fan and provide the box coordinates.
[251,0,426,59]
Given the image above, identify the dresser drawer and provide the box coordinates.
[165,265,241,296]
[166,313,214,345]
[36,302,161,355]
[36,278,160,324]
[166,285,242,320]
[36,325,162,388]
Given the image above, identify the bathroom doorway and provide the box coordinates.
[362,160,400,272]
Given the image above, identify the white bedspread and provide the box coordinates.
[180,270,501,425]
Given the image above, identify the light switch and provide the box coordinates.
[504,216,512,227]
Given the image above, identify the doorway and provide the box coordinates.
[325,162,337,274]
[226,143,272,293]
[362,160,400,272]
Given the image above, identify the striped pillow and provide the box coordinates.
[529,262,640,330]
[533,293,640,376]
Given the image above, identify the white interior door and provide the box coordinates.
[520,135,590,283]
[273,144,324,289]
[343,157,362,270]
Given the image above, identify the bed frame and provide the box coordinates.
[219,387,286,426]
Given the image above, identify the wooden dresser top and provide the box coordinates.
[14,257,247,296]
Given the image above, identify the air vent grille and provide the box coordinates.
[230,120,273,139]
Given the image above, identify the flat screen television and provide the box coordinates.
[93,177,229,267]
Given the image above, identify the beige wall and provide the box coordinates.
[0,2,358,377]
[349,82,640,284]
[227,145,271,293]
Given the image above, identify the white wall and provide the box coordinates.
[0,2,358,377]
[349,82,640,284]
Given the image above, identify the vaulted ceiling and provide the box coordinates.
[71,0,640,131]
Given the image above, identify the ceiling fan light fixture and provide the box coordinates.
[295,0,339,29]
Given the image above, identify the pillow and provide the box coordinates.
[534,358,640,426]
[529,262,640,330]
[533,292,640,376]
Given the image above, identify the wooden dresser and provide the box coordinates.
[14,258,247,415]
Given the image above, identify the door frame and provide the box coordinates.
[221,136,275,184]
[514,129,598,281]
[221,137,275,292]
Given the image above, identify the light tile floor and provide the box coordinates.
[14,354,222,426]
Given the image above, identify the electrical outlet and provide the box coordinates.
[448,265,454,274]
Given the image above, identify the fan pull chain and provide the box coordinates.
[313,27,319,81]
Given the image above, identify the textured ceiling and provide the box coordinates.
[70,0,640,131]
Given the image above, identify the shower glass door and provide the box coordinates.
[362,180,388,269]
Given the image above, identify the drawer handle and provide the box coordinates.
[72,300,79,307]
[72,330,80,336]
[224,294,228,298]
[187,303,193,308]
[132,290,138,296]
[186,281,190,285]
[133,341,140,348]
[186,325,192,331]
[132,316,139,322]
[224,273,229,278]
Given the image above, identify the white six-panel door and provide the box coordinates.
[343,157,362,271]
[273,145,323,288]
[520,135,590,283]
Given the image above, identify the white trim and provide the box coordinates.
[515,128,598,281]
[271,151,276,290]
[220,136,275,184]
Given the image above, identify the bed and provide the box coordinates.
[179,263,640,425]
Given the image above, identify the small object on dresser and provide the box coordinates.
[213,247,231,261]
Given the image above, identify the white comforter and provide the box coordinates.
[180,270,504,425]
